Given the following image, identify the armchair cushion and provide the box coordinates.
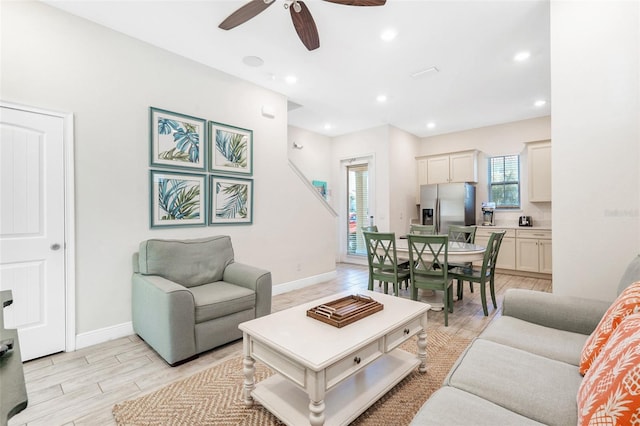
[138,236,234,287]
[189,281,255,323]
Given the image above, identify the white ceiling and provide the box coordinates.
[44,0,551,138]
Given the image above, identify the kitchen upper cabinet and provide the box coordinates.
[424,151,478,184]
[416,158,429,202]
[515,229,552,273]
[527,141,552,202]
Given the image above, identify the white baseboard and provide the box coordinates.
[75,321,134,350]
[272,270,337,296]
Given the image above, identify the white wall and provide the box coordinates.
[388,126,420,234]
[551,0,640,301]
[1,1,337,335]
[287,125,333,200]
[418,117,552,227]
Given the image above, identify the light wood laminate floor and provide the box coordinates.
[9,263,551,426]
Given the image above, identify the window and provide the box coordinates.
[488,155,520,208]
[347,164,369,256]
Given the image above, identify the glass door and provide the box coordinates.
[347,164,369,256]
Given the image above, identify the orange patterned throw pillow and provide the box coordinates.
[580,281,640,375]
[577,313,640,425]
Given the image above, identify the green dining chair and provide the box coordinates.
[409,224,436,235]
[448,225,477,244]
[448,225,478,294]
[407,234,453,326]
[363,231,410,296]
[449,231,506,316]
[361,225,378,232]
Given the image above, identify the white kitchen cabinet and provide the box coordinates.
[515,229,552,273]
[426,155,450,184]
[415,158,429,202]
[422,151,478,185]
[474,227,516,270]
[527,141,552,202]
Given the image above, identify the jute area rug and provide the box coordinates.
[113,330,472,425]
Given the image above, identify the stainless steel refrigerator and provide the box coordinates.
[420,183,476,234]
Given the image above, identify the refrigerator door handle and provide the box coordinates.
[435,198,440,234]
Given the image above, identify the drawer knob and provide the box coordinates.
[354,356,361,364]
[404,328,410,335]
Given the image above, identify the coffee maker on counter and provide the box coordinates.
[481,202,496,226]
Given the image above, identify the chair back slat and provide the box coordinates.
[409,224,436,235]
[407,234,449,281]
[480,231,506,275]
[448,225,477,244]
[362,231,409,295]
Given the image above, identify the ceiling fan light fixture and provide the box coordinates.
[293,2,302,13]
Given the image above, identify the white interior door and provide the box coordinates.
[0,106,66,361]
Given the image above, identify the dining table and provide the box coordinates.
[385,237,487,311]
[395,238,486,263]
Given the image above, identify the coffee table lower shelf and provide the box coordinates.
[251,349,419,426]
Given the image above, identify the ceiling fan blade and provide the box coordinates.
[219,0,275,30]
[322,0,386,6]
[290,1,320,51]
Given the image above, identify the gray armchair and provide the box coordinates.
[132,235,272,366]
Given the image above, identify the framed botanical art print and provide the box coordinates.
[150,170,207,228]
[150,107,206,170]
[209,121,253,176]
[210,175,253,225]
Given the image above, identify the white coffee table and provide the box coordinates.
[239,290,430,426]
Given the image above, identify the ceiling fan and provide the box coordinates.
[218,0,386,51]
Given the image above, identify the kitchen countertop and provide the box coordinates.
[476,225,552,231]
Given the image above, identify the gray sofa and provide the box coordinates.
[132,236,272,366]
[411,256,640,425]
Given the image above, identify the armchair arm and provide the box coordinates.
[132,274,196,365]
[502,289,610,335]
[223,262,272,318]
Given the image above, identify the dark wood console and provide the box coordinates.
[0,290,28,425]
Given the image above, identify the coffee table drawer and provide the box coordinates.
[385,316,422,351]
[251,339,306,387]
[326,340,383,389]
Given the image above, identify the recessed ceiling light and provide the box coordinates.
[323,123,332,130]
[285,75,297,85]
[376,94,387,103]
[242,56,264,67]
[426,122,436,129]
[534,100,546,107]
[380,29,397,42]
[514,51,531,62]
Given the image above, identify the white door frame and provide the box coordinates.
[339,153,376,264]
[1,101,76,352]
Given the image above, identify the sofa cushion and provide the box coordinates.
[189,281,255,323]
[580,281,640,375]
[479,316,588,365]
[138,236,234,287]
[618,254,640,295]
[445,339,582,426]
[410,387,545,426]
[577,313,640,425]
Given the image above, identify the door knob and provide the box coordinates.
[51,243,61,251]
